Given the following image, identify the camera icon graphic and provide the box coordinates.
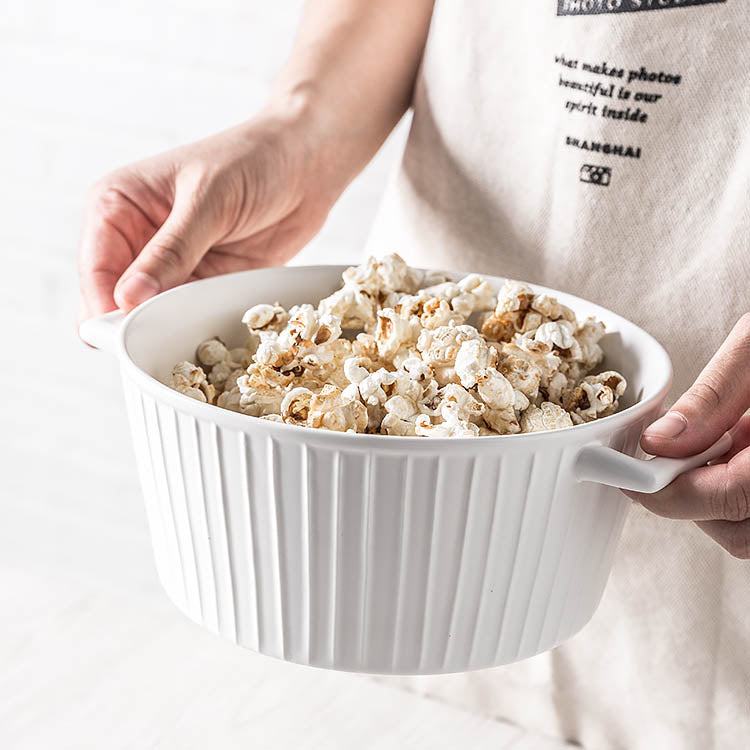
[579,164,612,186]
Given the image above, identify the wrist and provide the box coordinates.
[261,81,381,196]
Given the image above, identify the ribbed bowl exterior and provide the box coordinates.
[123,375,636,675]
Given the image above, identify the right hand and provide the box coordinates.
[78,102,347,321]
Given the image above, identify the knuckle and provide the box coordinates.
[148,233,186,270]
[719,490,747,524]
[178,164,217,197]
[721,468,750,522]
[707,480,730,521]
[687,381,722,412]
[86,180,128,217]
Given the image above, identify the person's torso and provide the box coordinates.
[370,4,750,748]
[369,0,750,397]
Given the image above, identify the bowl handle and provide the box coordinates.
[79,310,126,355]
[574,432,732,493]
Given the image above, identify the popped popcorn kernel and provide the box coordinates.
[196,338,228,367]
[308,385,368,433]
[170,255,626,436]
[521,402,574,433]
[242,302,288,333]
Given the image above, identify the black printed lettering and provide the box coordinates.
[558,0,726,16]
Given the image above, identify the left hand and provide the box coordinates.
[625,314,750,559]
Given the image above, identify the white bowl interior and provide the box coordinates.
[123,266,670,413]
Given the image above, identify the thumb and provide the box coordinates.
[114,191,217,310]
[641,314,750,458]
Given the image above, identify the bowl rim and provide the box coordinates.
[113,264,674,446]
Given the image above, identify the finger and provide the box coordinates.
[641,314,750,457]
[695,518,750,560]
[78,186,159,318]
[114,189,219,311]
[624,445,750,521]
[80,268,120,320]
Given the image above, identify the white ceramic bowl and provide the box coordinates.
[80,266,729,675]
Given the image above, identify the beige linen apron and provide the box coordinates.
[367,2,750,748]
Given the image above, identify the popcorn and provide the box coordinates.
[307,385,368,432]
[208,359,233,388]
[417,324,482,368]
[384,394,418,421]
[417,381,442,416]
[545,371,569,405]
[341,253,418,296]
[344,357,371,385]
[395,357,430,383]
[482,281,575,342]
[217,388,242,412]
[484,407,521,435]
[376,308,416,360]
[419,297,464,329]
[534,321,580,357]
[473,368,521,435]
[254,332,295,370]
[455,339,498,389]
[521,402,574,433]
[196,338,228,367]
[496,280,535,313]
[242,302,288,333]
[237,380,284,417]
[381,412,419,436]
[531,294,575,322]
[563,371,627,422]
[280,387,314,425]
[389,371,423,403]
[415,414,480,438]
[175,386,207,402]
[200,342,254,392]
[418,280,460,302]
[318,286,377,330]
[478,424,500,436]
[171,360,205,390]
[279,305,318,347]
[170,254,626,436]
[566,318,606,379]
[358,368,398,406]
[381,394,422,436]
[279,305,343,350]
[497,353,541,400]
[299,340,352,386]
[170,361,216,403]
[438,384,484,423]
[453,274,497,315]
[227,347,253,369]
[352,332,380,362]
[504,336,561,386]
[474,368,515,411]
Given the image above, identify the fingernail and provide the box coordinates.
[116,272,160,307]
[643,411,688,439]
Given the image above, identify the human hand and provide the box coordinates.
[626,314,750,559]
[78,102,349,321]
[78,0,435,322]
